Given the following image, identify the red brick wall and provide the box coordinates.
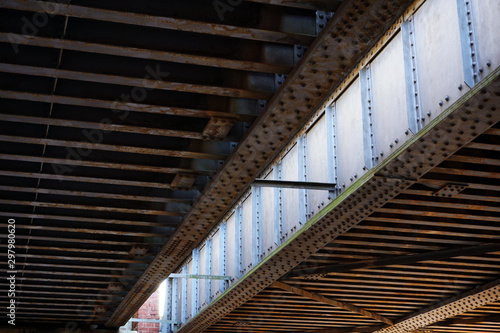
[136,289,160,333]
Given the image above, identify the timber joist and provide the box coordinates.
[180,67,500,331]
[106,0,416,326]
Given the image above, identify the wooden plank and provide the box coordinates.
[0,134,226,160]
[0,113,204,139]
[272,281,394,325]
[245,0,343,11]
[0,153,214,175]
[0,33,292,74]
[0,62,273,100]
[0,0,314,45]
[0,89,253,121]
[0,185,195,203]
[289,244,500,278]
[372,278,500,333]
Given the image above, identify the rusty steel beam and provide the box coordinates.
[175,64,500,331]
[0,185,194,203]
[0,113,204,140]
[246,0,343,11]
[0,33,292,74]
[0,134,226,160]
[0,63,272,100]
[372,278,500,333]
[0,89,253,121]
[0,0,314,46]
[106,0,420,327]
[272,281,394,325]
[16,262,144,273]
[301,326,385,333]
[0,199,182,217]
[289,244,500,279]
[0,154,213,176]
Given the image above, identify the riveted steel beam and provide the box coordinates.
[106,0,419,326]
[175,65,500,332]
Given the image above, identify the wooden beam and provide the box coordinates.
[0,185,196,203]
[372,278,500,333]
[0,113,204,139]
[272,281,394,325]
[0,89,252,121]
[6,223,166,238]
[0,33,292,74]
[0,153,213,175]
[0,169,175,189]
[0,199,183,216]
[290,244,500,278]
[0,134,226,160]
[0,0,314,45]
[245,0,343,11]
[0,62,273,100]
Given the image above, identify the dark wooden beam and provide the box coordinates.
[272,281,394,325]
[289,244,500,278]
[0,0,314,45]
[0,134,226,160]
[0,33,292,74]
[0,63,273,100]
[246,0,344,11]
[0,89,252,121]
[372,278,500,333]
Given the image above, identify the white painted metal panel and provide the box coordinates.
[242,195,253,273]
[211,230,219,299]
[281,145,300,239]
[472,0,500,78]
[336,77,364,189]
[225,213,236,279]
[306,114,330,217]
[414,0,466,122]
[371,32,409,160]
[261,171,275,256]
[186,260,193,319]
[199,245,206,307]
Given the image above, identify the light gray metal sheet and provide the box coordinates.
[370,32,410,161]
[186,260,193,319]
[281,145,300,240]
[211,229,220,299]
[199,245,206,307]
[306,114,330,217]
[225,214,236,279]
[262,171,276,257]
[336,77,364,189]
[471,0,500,78]
[242,195,253,272]
[413,0,466,123]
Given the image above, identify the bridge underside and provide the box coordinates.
[0,0,499,332]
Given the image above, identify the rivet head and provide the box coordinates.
[486,60,492,67]
[439,100,444,106]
